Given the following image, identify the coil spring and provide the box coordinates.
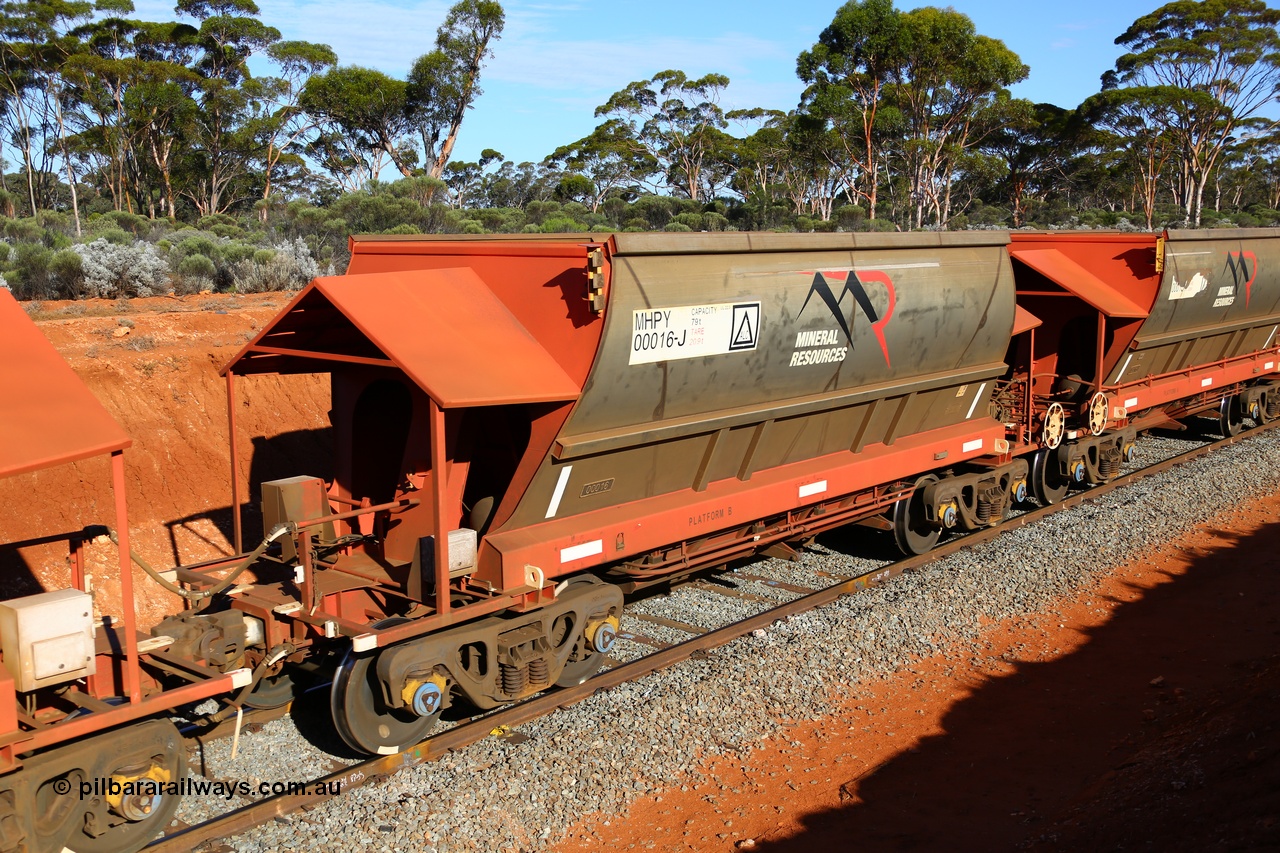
[528,657,549,687]
[500,663,527,696]
[1268,397,1280,420]
[976,499,993,524]
[1099,455,1118,479]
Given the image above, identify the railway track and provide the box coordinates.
[147,422,1273,852]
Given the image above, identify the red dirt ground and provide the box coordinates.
[560,493,1280,852]
[1,294,330,624]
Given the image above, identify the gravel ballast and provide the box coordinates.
[179,428,1280,852]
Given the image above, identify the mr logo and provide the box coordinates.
[729,303,760,351]
[797,270,896,367]
[1226,251,1259,308]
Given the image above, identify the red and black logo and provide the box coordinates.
[798,270,896,366]
[1226,251,1258,308]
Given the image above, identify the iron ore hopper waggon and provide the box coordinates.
[0,227,1277,852]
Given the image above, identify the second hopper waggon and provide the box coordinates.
[1001,229,1280,504]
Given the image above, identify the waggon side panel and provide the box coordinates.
[499,238,1016,535]
[1112,229,1280,383]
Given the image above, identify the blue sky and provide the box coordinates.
[132,0,1279,166]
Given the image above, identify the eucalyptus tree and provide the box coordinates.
[0,0,98,219]
[74,15,203,218]
[247,39,337,217]
[442,146,501,207]
[594,69,731,202]
[796,0,903,220]
[1081,87,1183,228]
[175,0,281,215]
[405,0,504,179]
[888,5,1027,228]
[545,119,657,212]
[300,65,414,178]
[982,100,1074,228]
[1107,0,1280,226]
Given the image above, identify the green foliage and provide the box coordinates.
[540,215,588,233]
[96,228,133,246]
[177,253,217,280]
[98,211,152,237]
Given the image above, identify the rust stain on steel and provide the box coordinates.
[0,288,131,478]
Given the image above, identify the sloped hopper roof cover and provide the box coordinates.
[1009,247,1150,319]
[225,267,580,408]
[0,288,131,479]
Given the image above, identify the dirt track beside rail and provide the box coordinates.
[562,493,1280,852]
[2,294,330,624]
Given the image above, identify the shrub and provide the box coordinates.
[3,218,45,243]
[173,234,222,262]
[230,238,320,293]
[48,250,84,296]
[9,243,52,299]
[72,239,170,298]
[95,210,150,237]
[834,205,867,230]
[95,227,133,245]
[177,253,217,279]
[540,215,588,233]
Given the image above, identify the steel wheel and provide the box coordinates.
[331,618,440,755]
[1219,395,1244,437]
[1031,447,1070,506]
[892,474,942,556]
[555,577,610,688]
[1257,390,1273,425]
[71,722,186,853]
[244,669,296,710]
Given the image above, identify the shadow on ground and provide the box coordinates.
[756,516,1280,852]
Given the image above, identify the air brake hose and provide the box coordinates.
[198,642,298,727]
[108,522,294,602]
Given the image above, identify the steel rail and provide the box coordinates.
[146,421,1278,852]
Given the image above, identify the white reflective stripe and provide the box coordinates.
[1267,362,1276,371]
[965,382,987,419]
[545,465,573,518]
[351,633,378,653]
[798,480,827,499]
[962,438,983,453]
[560,539,603,563]
[1124,397,1139,408]
[1116,354,1133,382]
[1201,377,1213,387]
[228,667,253,689]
